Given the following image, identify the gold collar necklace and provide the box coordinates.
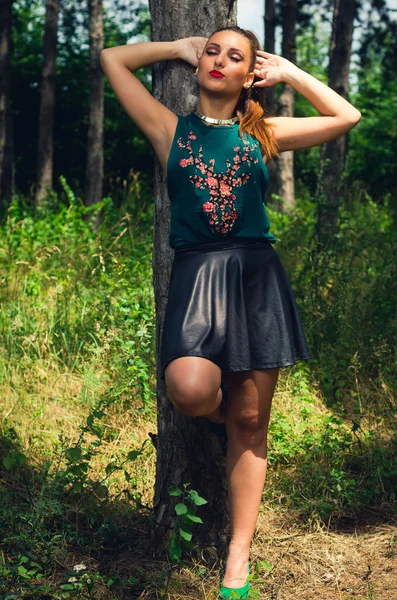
[194,111,238,126]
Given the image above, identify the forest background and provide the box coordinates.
[0,0,396,598]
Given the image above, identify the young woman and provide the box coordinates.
[100,26,361,599]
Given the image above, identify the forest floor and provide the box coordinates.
[1,360,396,600]
[136,513,397,600]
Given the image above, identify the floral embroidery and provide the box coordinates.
[177,131,260,235]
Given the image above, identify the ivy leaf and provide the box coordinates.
[179,527,192,541]
[188,490,208,506]
[168,485,182,497]
[184,513,203,524]
[175,503,187,515]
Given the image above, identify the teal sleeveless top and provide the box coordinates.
[166,111,277,249]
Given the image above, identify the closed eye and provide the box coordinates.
[206,50,241,62]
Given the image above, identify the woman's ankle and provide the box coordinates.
[228,540,251,557]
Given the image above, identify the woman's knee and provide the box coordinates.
[167,374,218,417]
[165,357,221,416]
[227,411,269,447]
[168,382,216,416]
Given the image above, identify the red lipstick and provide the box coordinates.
[210,70,224,78]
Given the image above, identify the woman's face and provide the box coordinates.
[197,31,254,96]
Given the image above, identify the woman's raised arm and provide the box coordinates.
[100,41,181,148]
[253,51,361,152]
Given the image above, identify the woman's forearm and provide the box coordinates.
[100,40,181,72]
[283,66,361,122]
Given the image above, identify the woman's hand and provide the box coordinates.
[175,36,208,68]
[252,50,298,87]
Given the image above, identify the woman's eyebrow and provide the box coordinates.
[206,42,245,56]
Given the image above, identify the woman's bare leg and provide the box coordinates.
[164,356,223,417]
[222,367,280,587]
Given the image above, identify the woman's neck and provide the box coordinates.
[196,97,237,122]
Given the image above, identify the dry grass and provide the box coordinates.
[1,361,397,599]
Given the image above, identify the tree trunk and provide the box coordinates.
[35,0,60,207]
[85,0,104,225]
[273,0,297,214]
[0,0,14,209]
[149,0,237,557]
[315,0,357,246]
[264,0,279,208]
[264,0,276,113]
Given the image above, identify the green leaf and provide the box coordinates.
[60,583,75,590]
[188,490,207,506]
[65,446,82,461]
[124,470,131,482]
[94,410,105,419]
[184,513,203,524]
[168,532,182,562]
[3,455,16,469]
[168,485,182,497]
[259,560,273,571]
[179,527,192,541]
[127,450,140,461]
[248,587,261,597]
[175,503,187,515]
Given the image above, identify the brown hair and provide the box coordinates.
[206,25,280,161]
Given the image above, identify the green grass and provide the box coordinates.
[0,180,396,597]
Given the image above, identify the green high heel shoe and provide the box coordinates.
[219,553,250,599]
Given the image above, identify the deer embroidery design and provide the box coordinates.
[177,131,259,236]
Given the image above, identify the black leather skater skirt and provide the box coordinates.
[160,237,311,382]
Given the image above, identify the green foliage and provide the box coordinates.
[0,179,156,597]
[349,20,397,199]
[8,0,153,200]
[167,483,207,563]
[0,174,155,408]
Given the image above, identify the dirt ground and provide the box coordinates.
[133,509,397,600]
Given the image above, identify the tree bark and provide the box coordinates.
[0,0,15,209]
[264,0,278,208]
[273,0,297,214]
[315,0,357,246]
[35,0,60,207]
[264,0,276,113]
[85,0,104,223]
[149,0,237,557]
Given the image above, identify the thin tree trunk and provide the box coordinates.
[149,0,237,556]
[274,0,297,214]
[264,0,279,208]
[264,0,276,113]
[85,0,104,226]
[315,0,357,245]
[35,0,60,207]
[0,0,14,209]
